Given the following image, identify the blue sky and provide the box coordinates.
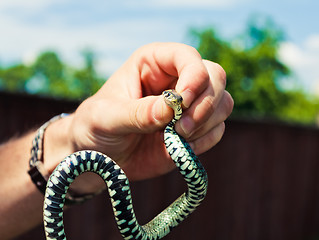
[0,0,318,95]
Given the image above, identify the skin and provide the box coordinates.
[0,42,233,239]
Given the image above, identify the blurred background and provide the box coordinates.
[1,0,319,124]
[1,0,319,239]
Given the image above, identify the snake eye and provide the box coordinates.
[163,91,170,97]
[162,89,183,107]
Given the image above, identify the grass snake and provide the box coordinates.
[43,89,208,239]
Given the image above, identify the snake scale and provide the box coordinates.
[43,89,208,240]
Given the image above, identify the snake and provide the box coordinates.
[43,89,208,240]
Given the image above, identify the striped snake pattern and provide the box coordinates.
[43,90,208,239]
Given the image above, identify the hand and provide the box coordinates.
[0,43,233,239]
[67,42,233,181]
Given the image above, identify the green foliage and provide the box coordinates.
[278,92,319,124]
[0,16,318,125]
[0,64,33,92]
[72,49,105,99]
[191,17,319,125]
[0,50,106,100]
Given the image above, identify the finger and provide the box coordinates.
[189,122,226,155]
[175,61,227,138]
[187,91,233,142]
[174,56,210,108]
[137,43,210,105]
[176,60,226,108]
[108,95,173,134]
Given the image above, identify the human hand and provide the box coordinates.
[0,43,233,238]
[69,42,233,180]
[44,42,233,194]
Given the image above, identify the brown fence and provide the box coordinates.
[1,92,319,240]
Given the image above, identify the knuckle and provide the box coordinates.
[189,94,215,130]
[191,122,226,155]
[198,67,211,85]
[201,95,216,116]
[183,44,201,56]
[129,102,144,131]
[208,122,225,147]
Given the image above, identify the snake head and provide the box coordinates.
[162,89,183,108]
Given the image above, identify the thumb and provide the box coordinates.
[123,95,173,133]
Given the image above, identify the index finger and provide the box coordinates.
[175,56,210,108]
[142,43,210,107]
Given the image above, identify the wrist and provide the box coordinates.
[43,113,75,174]
[43,113,106,195]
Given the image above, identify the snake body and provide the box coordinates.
[43,90,208,240]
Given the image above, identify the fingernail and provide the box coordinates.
[152,97,164,123]
[179,115,195,136]
[180,89,195,108]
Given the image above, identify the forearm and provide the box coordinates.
[0,131,44,239]
[0,113,106,239]
[0,114,88,239]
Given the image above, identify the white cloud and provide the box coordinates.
[0,8,184,76]
[0,0,46,9]
[306,35,319,51]
[1,0,317,95]
[279,35,319,95]
[129,0,249,8]
[0,0,64,12]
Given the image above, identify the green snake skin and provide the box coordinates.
[43,90,208,239]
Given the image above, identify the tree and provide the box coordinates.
[190,17,319,124]
[0,16,318,124]
[0,50,107,100]
[31,51,67,97]
[72,49,105,99]
[0,64,33,93]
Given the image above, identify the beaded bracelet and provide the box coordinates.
[28,113,100,205]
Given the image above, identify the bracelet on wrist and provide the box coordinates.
[28,113,100,205]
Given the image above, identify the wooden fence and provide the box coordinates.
[1,92,319,240]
